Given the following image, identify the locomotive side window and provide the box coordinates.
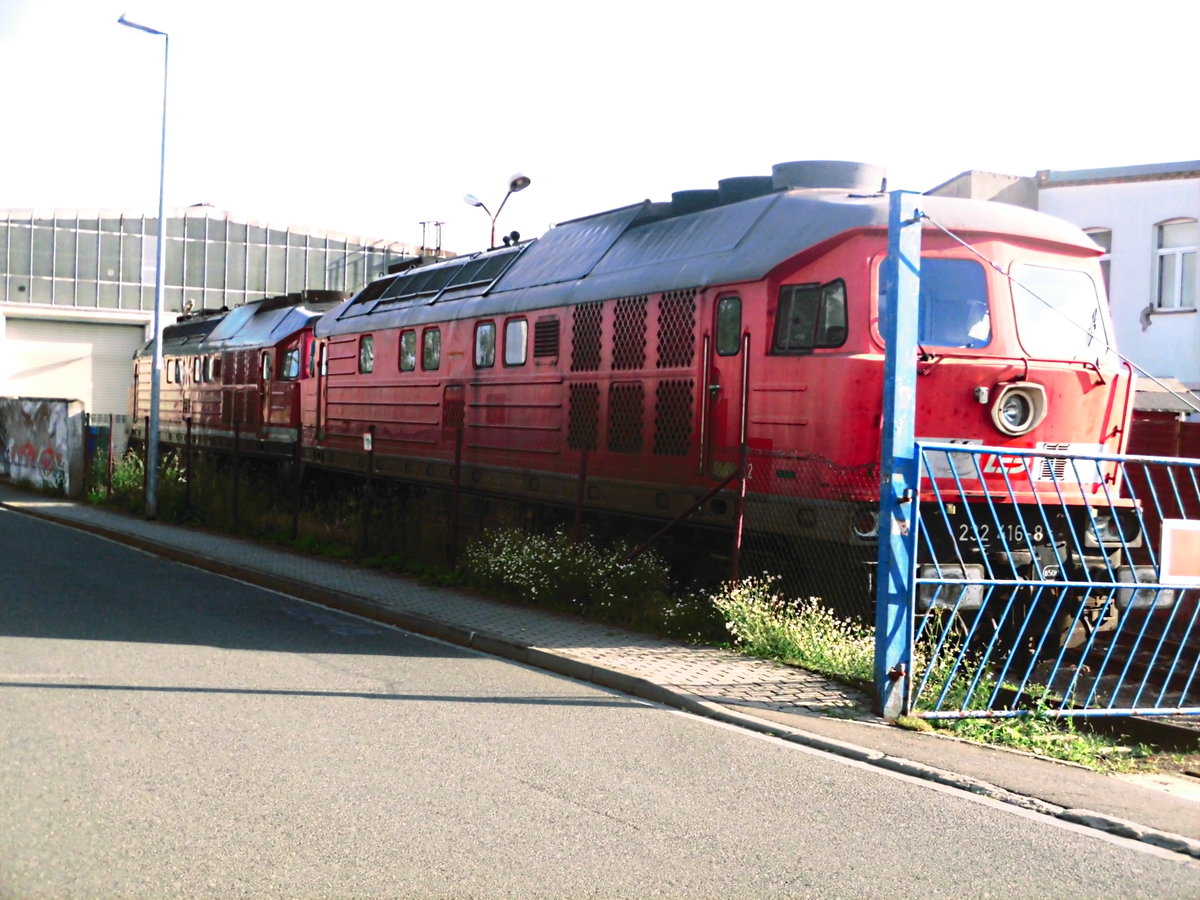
[773,280,847,353]
[261,351,272,381]
[399,330,416,371]
[422,328,441,371]
[504,318,528,366]
[716,296,741,355]
[306,341,316,377]
[280,348,300,380]
[193,357,202,382]
[358,335,374,374]
[475,321,496,368]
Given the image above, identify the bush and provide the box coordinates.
[461,527,722,639]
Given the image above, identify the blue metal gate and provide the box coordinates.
[909,442,1199,719]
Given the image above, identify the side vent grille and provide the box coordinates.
[657,289,697,369]
[654,379,694,456]
[612,296,648,370]
[570,302,602,372]
[534,316,560,360]
[608,383,644,453]
[568,382,599,451]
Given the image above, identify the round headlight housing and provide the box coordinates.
[990,383,1047,436]
[850,505,880,540]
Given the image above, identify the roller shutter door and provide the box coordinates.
[3,319,146,416]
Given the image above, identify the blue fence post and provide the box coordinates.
[874,190,923,720]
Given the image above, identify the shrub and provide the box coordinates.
[460,526,723,638]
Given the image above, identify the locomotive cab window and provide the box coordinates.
[399,330,416,371]
[261,351,272,381]
[716,296,742,355]
[504,318,528,366]
[475,321,496,368]
[773,280,847,353]
[280,347,300,380]
[1011,263,1108,360]
[193,357,202,382]
[877,258,990,349]
[422,328,441,371]
[358,335,374,374]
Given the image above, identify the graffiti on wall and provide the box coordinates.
[0,399,73,493]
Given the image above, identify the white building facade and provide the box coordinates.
[1035,162,1199,391]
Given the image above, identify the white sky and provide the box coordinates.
[1,0,1196,253]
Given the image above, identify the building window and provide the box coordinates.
[422,328,441,371]
[504,318,527,366]
[1156,219,1197,310]
[1084,228,1112,297]
[358,335,374,374]
[399,330,417,371]
[475,321,496,368]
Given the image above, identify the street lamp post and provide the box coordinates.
[464,172,531,249]
[118,13,168,519]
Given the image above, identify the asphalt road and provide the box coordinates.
[0,507,1195,898]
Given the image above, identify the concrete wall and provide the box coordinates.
[0,397,86,497]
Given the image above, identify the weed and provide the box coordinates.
[710,574,874,686]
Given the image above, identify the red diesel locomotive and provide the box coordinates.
[133,160,1133,580]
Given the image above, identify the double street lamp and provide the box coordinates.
[117,13,168,519]
[464,172,531,249]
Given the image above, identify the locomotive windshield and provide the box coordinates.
[1010,264,1109,360]
[878,258,991,349]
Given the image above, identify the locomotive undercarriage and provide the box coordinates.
[918,500,1168,653]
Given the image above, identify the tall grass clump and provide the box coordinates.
[710,574,874,687]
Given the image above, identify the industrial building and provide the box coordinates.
[0,206,427,415]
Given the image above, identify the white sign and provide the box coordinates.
[1160,519,1200,585]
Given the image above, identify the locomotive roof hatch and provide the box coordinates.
[316,161,1103,337]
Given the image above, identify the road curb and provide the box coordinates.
[6,497,1199,861]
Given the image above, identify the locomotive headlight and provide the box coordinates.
[989,383,1047,437]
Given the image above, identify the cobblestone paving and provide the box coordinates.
[1,489,875,719]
